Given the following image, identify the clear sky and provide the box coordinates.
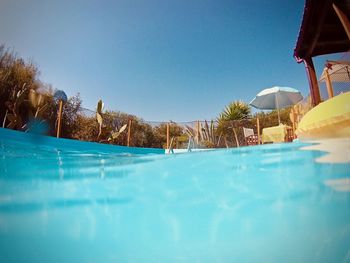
[0,0,339,122]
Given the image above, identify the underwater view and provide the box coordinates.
[0,128,349,262]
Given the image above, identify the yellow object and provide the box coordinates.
[296,92,350,140]
[262,124,290,143]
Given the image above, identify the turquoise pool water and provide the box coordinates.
[0,128,349,262]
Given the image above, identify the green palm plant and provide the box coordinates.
[218,100,251,122]
[217,100,252,147]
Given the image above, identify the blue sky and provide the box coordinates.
[0,0,339,121]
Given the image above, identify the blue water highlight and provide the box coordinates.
[0,128,349,262]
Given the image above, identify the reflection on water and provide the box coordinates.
[0,197,132,213]
[0,128,349,263]
[0,141,162,180]
[301,138,350,163]
[324,178,350,192]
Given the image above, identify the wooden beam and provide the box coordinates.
[256,117,260,145]
[166,123,170,149]
[56,100,63,138]
[290,108,296,139]
[311,41,350,57]
[333,3,350,41]
[323,68,334,99]
[196,121,200,145]
[304,58,321,107]
[127,119,132,147]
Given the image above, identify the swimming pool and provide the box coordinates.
[0,128,349,262]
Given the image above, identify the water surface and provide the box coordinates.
[0,128,349,262]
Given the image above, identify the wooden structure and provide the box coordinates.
[166,123,170,149]
[56,100,64,138]
[320,60,350,98]
[294,0,350,106]
[53,90,67,138]
[256,117,261,144]
[127,119,132,147]
[323,67,335,98]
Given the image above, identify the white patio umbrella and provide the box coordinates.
[249,86,303,124]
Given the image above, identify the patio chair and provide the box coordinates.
[286,128,295,142]
[243,127,259,146]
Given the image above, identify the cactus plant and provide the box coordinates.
[200,120,220,148]
[96,99,104,140]
[185,120,220,148]
[29,89,47,118]
[108,123,127,141]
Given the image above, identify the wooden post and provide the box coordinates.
[291,108,296,139]
[304,58,321,107]
[56,100,63,138]
[196,121,200,145]
[333,4,350,40]
[256,117,260,144]
[166,123,170,149]
[127,119,132,147]
[324,68,334,99]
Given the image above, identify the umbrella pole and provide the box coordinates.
[276,94,281,124]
